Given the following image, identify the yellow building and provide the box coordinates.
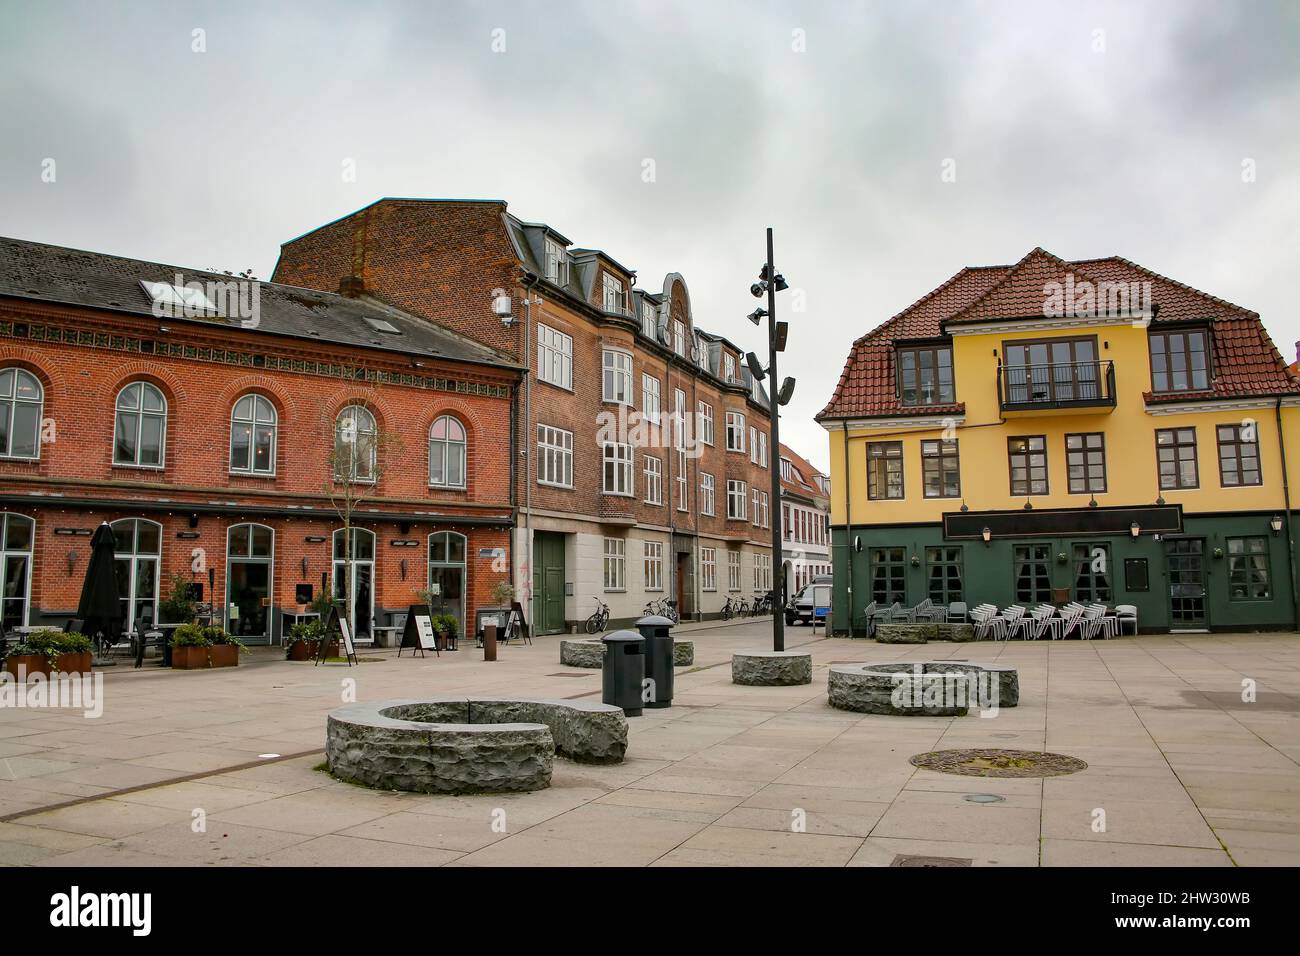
[817,248,1300,634]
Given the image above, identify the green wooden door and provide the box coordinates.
[532,532,567,634]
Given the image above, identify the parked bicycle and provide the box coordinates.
[584,598,611,634]
[721,595,738,620]
[642,596,679,624]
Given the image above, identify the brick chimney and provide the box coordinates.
[338,275,364,298]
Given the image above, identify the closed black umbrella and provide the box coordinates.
[77,522,123,663]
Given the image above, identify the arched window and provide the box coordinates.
[230,394,277,475]
[0,513,34,631]
[334,405,376,481]
[0,369,43,460]
[114,382,167,467]
[428,415,467,489]
[111,518,162,632]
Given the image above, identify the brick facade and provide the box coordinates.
[0,292,518,643]
[274,199,776,630]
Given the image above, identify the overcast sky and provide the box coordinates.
[2,0,1298,471]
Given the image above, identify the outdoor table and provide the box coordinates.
[372,625,400,648]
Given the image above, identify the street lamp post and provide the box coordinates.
[746,227,793,653]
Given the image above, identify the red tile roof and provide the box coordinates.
[818,247,1299,420]
[778,443,827,500]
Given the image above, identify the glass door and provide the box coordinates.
[1166,538,1207,627]
[112,518,161,632]
[227,524,273,643]
[428,532,467,633]
[333,528,375,644]
[0,513,34,633]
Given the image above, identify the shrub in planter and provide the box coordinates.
[286,620,325,661]
[431,613,459,649]
[159,570,198,625]
[170,624,244,669]
[2,629,94,678]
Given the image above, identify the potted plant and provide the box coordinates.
[1,629,95,679]
[159,570,198,625]
[285,619,325,661]
[491,581,516,607]
[170,623,244,669]
[431,613,459,651]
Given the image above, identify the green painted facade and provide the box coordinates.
[831,511,1298,635]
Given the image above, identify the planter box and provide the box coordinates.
[172,645,240,669]
[286,640,319,662]
[4,654,51,679]
[55,651,93,674]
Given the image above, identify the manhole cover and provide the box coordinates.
[910,748,1087,778]
[890,854,971,867]
[964,793,1005,804]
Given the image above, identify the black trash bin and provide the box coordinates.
[636,614,674,709]
[601,630,645,717]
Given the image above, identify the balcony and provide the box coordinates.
[998,360,1116,414]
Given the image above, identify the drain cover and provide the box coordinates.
[890,854,971,867]
[964,793,1005,804]
[911,748,1087,778]
[545,672,592,678]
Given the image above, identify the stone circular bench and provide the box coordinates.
[326,696,629,795]
[560,638,694,668]
[827,661,1019,715]
[731,650,812,686]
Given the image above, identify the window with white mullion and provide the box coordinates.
[643,455,663,504]
[537,324,573,390]
[602,442,634,496]
[537,424,574,488]
[602,349,633,405]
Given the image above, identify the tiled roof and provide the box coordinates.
[818,248,1299,420]
[778,443,827,501]
[0,236,520,369]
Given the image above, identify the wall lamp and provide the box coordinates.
[66,549,78,576]
[1130,522,1141,538]
[1270,514,1283,536]
[300,557,309,580]
[981,527,992,546]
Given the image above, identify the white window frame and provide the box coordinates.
[641,373,661,424]
[726,412,746,453]
[640,300,657,339]
[428,415,468,489]
[0,369,43,462]
[113,381,168,469]
[544,237,568,285]
[698,401,714,446]
[673,320,686,357]
[724,353,736,383]
[602,441,634,496]
[752,487,761,526]
[749,426,758,463]
[537,424,574,488]
[676,448,688,512]
[602,349,633,405]
[728,551,741,591]
[602,273,627,314]
[644,540,663,591]
[700,547,717,591]
[537,324,574,390]
[700,473,716,516]
[229,393,277,477]
[643,455,663,504]
[603,537,626,591]
[727,479,747,520]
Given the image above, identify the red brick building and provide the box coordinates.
[0,236,521,644]
[275,199,776,631]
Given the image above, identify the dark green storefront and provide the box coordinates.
[831,510,1298,635]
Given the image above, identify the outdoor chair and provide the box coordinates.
[1055,603,1084,639]
[972,605,1008,641]
[1088,604,1119,639]
[947,602,968,623]
[856,601,877,637]
[1015,605,1054,641]
[1076,605,1108,640]
[1114,604,1138,636]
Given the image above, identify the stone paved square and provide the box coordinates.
[2,620,1297,867]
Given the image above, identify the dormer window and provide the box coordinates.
[673,320,686,357]
[1149,327,1210,393]
[897,344,954,406]
[602,274,627,314]
[640,300,657,339]
[544,238,568,285]
[724,353,736,383]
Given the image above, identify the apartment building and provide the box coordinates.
[818,247,1300,634]
[779,444,831,593]
[273,199,774,631]
[0,237,520,642]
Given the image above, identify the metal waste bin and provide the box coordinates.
[601,630,645,717]
[636,614,674,709]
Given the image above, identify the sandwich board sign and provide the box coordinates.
[399,604,439,658]
[812,585,832,633]
[316,605,359,666]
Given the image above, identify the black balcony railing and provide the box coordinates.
[998,360,1116,411]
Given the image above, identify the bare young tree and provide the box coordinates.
[322,389,402,644]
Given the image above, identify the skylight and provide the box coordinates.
[363,316,402,334]
[139,280,218,317]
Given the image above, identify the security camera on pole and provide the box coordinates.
[746,227,796,652]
